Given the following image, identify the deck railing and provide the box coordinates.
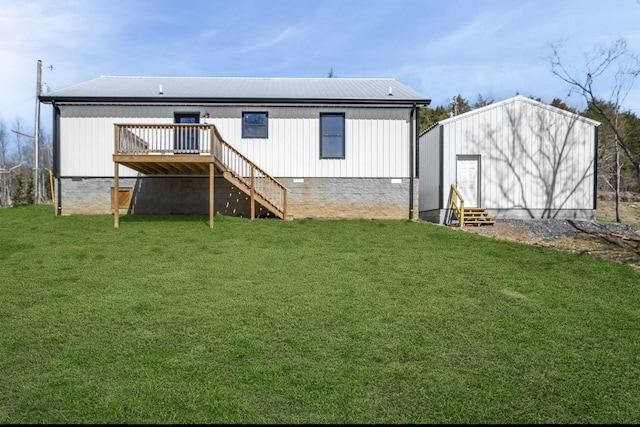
[449,184,465,227]
[114,123,288,219]
[115,124,215,155]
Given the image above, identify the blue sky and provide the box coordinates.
[1,0,640,134]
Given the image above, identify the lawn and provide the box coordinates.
[1,205,639,424]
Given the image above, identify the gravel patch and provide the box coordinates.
[499,219,640,240]
[456,217,640,274]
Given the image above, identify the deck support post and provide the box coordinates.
[114,162,120,229]
[250,166,255,220]
[209,162,214,229]
[283,189,287,220]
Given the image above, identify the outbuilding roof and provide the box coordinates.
[40,76,431,106]
[420,95,599,136]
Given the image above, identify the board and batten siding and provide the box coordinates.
[58,104,412,179]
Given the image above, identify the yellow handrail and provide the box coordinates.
[450,184,465,227]
[49,170,55,203]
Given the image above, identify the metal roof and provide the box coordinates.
[40,76,430,105]
[421,95,599,134]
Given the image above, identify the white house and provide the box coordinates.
[419,96,599,224]
[40,76,430,226]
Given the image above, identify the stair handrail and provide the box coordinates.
[450,184,465,227]
[211,126,288,218]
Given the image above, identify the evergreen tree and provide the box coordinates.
[550,98,576,113]
[419,94,494,133]
[11,173,26,206]
[419,105,449,133]
[26,174,34,205]
[472,94,494,109]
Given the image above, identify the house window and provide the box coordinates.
[242,112,268,138]
[320,113,345,159]
[174,113,200,153]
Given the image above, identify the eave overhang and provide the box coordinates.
[39,95,431,107]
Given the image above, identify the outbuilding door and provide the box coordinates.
[456,156,480,208]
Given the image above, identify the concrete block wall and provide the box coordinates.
[279,177,417,219]
[58,177,419,220]
[59,177,259,217]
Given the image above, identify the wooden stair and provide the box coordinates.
[211,127,291,220]
[222,171,291,220]
[459,208,495,226]
[448,184,494,227]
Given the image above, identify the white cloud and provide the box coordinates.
[0,0,122,123]
[259,27,297,49]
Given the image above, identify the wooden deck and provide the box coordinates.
[112,124,288,228]
[114,154,222,176]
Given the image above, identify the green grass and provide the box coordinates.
[1,205,639,424]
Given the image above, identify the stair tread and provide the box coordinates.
[456,207,495,227]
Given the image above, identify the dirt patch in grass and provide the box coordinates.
[456,197,640,274]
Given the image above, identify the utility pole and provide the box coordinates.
[614,109,621,223]
[34,59,42,204]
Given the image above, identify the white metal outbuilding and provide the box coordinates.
[419,96,600,224]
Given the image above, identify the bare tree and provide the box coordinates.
[0,119,8,207]
[548,38,640,222]
[0,118,25,207]
[0,119,7,167]
[0,117,53,206]
[9,118,34,205]
[11,118,33,167]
